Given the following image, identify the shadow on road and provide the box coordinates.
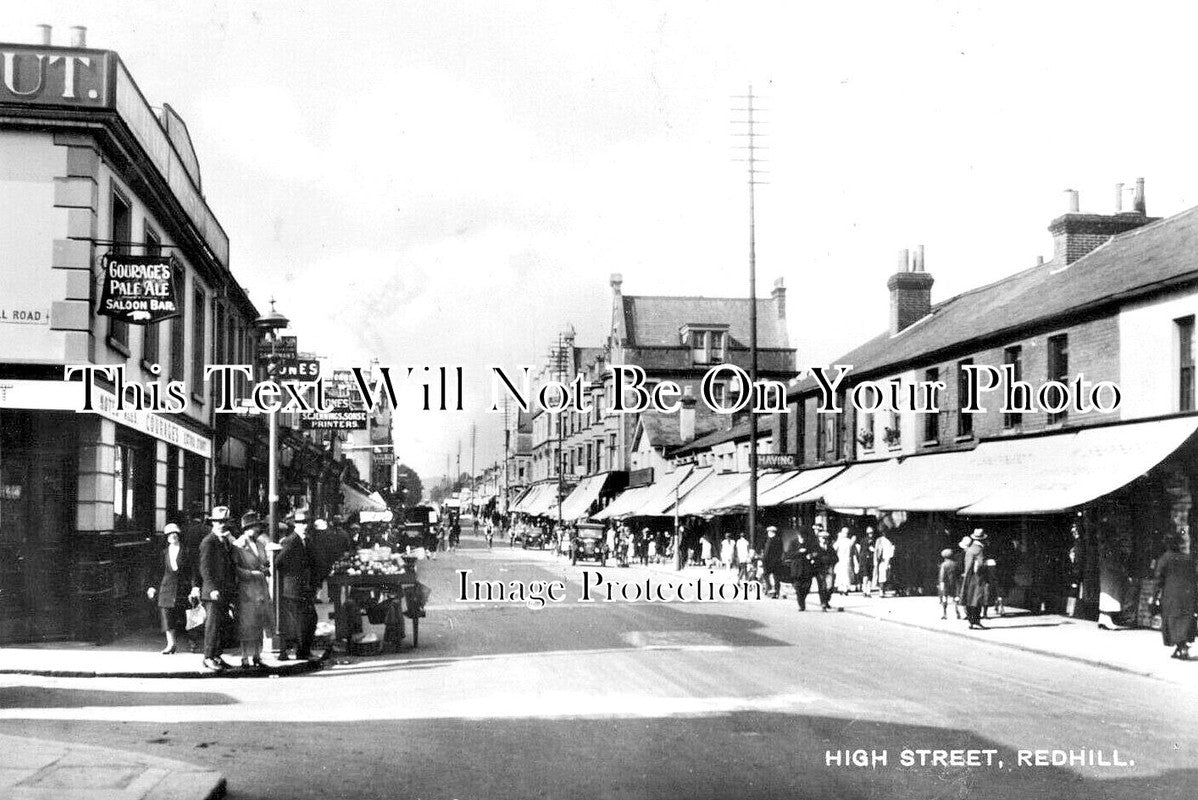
[0,686,238,708]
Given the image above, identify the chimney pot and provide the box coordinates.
[1114,182,1124,213]
[1036,255,1044,266]
[913,244,925,273]
[1065,189,1080,213]
[70,26,87,47]
[37,24,52,45]
[897,248,910,273]
[609,273,623,291]
[770,277,786,321]
[1134,177,1146,215]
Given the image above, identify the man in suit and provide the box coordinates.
[198,506,238,670]
[277,509,320,660]
[762,526,785,598]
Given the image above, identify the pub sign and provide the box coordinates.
[97,254,180,324]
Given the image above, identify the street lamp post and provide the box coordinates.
[255,300,289,649]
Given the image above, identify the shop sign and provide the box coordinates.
[753,454,797,469]
[97,255,179,324]
[628,467,655,488]
[91,386,212,458]
[301,399,368,430]
[372,450,396,465]
[0,46,111,107]
[275,359,319,380]
[257,335,297,364]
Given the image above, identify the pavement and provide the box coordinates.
[0,733,224,800]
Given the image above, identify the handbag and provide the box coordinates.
[185,602,207,630]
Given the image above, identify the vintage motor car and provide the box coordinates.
[570,524,608,566]
[521,526,550,550]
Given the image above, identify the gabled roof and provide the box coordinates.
[619,295,788,349]
[795,205,1198,394]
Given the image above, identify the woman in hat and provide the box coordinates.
[1152,530,1197,660]
[959,530,990,629]
[233,511,273,668]
[146,522,195,654]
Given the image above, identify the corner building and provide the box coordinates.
[0,31,262,643]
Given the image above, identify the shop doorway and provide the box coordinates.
[0,410,77,643]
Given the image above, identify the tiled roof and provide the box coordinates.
[672,415,776,455]
[639,407,728,449]
[795,206,1198,394]
[621,295,788,349]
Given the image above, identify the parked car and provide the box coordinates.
[571,524,608,566]
[522,526,550,550]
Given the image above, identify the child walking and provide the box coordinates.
[938,548,960,620]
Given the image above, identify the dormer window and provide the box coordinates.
[680,324,728,365]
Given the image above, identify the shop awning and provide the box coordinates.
[783,460,894,513]
[757,465,846,506]
[623,465,696,518]
[671,471,751,517]
[643,467,714,516]
[706,471,797,514]
[342,480,387,513]
[957,416,1198,515]
[559,473,612,520]
[592,485,655,520]
[512,483,562,517]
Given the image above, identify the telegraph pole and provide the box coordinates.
[470,422,477,517]
[734,85,767,553]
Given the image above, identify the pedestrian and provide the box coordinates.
[720,533,735,570]
[762,526,785,599]
[833,527,854,595]
[937,548,960,620]
[700,532,715,567]
[874,528,895,597]
[146,522,197,655]
[485,520,495,550]
[276,509,320,660]
[639,528,650,565]
[197,506,238,671]
[786,531,830,612]
[1152,530,1197,660]
[233,511,272,669]
[856,528,876,597]
[813,527,837,609]
[735,532,751,577]
[959,529,990,630]
[647,528,658,563]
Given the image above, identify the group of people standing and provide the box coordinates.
[148,505,340,671]
[754,523,894,611]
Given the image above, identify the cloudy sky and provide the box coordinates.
[7,2,1198,481]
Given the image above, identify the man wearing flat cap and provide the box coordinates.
[276,509,320,659]
[198,506,238,670]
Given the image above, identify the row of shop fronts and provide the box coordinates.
[509,414,1198,621]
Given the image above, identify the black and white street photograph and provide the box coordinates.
[2,3,1198,799]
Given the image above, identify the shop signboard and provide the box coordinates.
[753,453,797,469]
[275,358,319,380]
[97,254,180,324]
[257,335,297,363]
[301,399,368,430]
[0,46,111,108]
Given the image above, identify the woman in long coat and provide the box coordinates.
[959,531,990,629]
[233,522,274,668]
[833,528,855,595]
[1154,532,1197,660]
[146,523,194,654]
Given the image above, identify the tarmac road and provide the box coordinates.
[0,537,1195,800]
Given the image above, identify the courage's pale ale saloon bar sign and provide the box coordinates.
[97,254,180,324]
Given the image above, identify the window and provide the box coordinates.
[1003,346,1024,429]
[108,190,132,350]
[711,382,727,408]
[886,410,902,448]
[710,331,725,362]
[688,329,726,365]
[141,226,162,366]
[957,359,974,438]
[859,410,875,451]
[1179,317,1195,412]
[170,265,186,383]
[113,436,153,532]
[164,445,180,522]
[923,368,940,443]
[191,287,206,396]
[1047,334,1069,424]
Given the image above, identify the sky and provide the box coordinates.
[8,1,1198,481]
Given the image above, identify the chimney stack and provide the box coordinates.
[887,246,933,335]
[70,26,87,47]
[771,277,786,320]
[679,386,697,443]
[37,24,52,45]
[1049,179,1156,265]
[912,244,925,273]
